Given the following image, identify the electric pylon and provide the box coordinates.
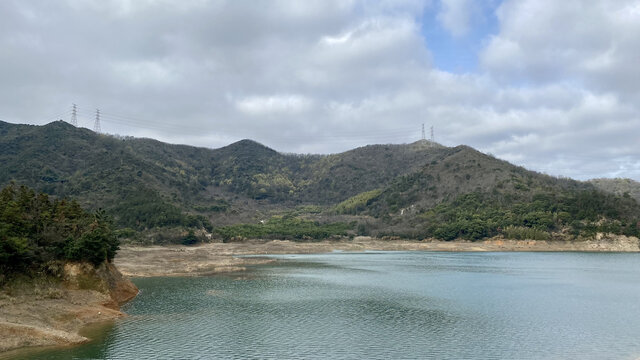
[71,104,78,126]
[93,109,101,133]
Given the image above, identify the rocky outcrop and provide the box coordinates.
[63,262,139,309]
[0,261,138,354]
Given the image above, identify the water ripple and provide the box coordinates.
[12,252,640,360]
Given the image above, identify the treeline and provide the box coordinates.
[0,184,119,282]
[420,191,640,241]
[110,187,212,231]
[215,216,352,242]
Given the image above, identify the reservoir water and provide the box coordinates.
[11,252,640,359]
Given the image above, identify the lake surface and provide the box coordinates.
[12,252,640,359]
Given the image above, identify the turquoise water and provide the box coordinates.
[9,252,640,359]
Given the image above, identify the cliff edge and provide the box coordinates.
[0,262,138,354]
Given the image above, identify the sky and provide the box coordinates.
[1,0,639,181]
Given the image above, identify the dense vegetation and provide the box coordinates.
[0,183,119,282]
[333,189,382,214]
[2,120,640,244]
[589,178,640,203]
[0,121,444,214]
[215,216,352,241]
[110,187,212,231]
[418,191,640,241]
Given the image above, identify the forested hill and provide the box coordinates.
[589,178,640,203]
[1,120,639,243]
[0,120,446,223]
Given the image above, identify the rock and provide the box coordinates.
[0,261,138,354]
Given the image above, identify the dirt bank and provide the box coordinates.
[3,235,635,354]
[0,262,138,355]
[114,235,640,277]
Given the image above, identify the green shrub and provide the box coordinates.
[0,184,120,278]
[334,189,382,214]
[65,224,119,265]
[0,237,31,272]
[182,230,199,245]
[502,226,550,240]
[215,216,352,241]
[422,190,640,241]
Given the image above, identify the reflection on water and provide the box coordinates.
[10,252,640,359]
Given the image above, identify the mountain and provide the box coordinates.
[350,146,640,240]
[1,120,639,243]
[589,178,640,203]
[0,120,446,214]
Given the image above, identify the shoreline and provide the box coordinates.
[114,236,640,278]
[0,291,126,358]
[0,263,137,356]
[2,236,637,355]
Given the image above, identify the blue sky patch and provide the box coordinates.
[421,1,500,74]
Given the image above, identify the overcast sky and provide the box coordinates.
[1,0,639,180]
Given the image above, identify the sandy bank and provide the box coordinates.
[4,236,635,355]
[114,236,639,277]
[0,263,137,355]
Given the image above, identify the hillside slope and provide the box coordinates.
[366,145,588,216]
[589,178,640,203]
[0,121,445,225]
[1,120,639,243]
[331,145,640,240]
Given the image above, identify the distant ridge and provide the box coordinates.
[1,120,639,243]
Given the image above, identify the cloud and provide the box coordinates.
[235,95,313,115]
[0,0,639,181]
[437,0,475,37]
[481,0,640,98]
[112,60,178,86]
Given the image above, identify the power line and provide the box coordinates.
[44,110,72,123]
[84,109,421,140]
[68,105,429,144]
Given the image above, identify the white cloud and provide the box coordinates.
[235,95,313,115]
[481,0,640,98]
[314,17,428,66]
[111,60,177,86]
[437,0,474,37]
[0,0,639,180]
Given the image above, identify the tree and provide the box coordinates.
[0,184,120,280]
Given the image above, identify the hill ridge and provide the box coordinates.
[1,120,639,243]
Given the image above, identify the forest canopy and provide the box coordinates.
[0,183,119,281]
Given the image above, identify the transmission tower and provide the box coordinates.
[70,104,78,126]
[93,109,101,133]
[430,126,434,143]
[421,123,426,141]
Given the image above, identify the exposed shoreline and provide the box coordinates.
[2,236,637,356]
[114,236,640,277]
[0,263,137,357]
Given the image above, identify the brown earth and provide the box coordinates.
[2,234,637,355]
[0,262,138,355]
[114,235,640,277]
